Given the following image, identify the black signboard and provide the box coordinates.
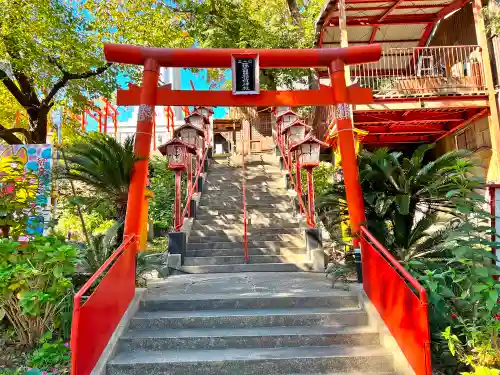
[232,54,260,95]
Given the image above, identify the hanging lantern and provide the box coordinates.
[290,134,330,169]
[158,138,196,170]
[185,110,209,128]
[174,123,205,148]
[281,120,311,148]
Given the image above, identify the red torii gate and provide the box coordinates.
[103,44,381,247]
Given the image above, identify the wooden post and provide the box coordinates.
[472,0,500,182]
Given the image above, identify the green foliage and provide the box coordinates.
[60,133,136,221]
[28,332,70,371]
[0,0,192,144]
[83,221,122,274]
[149,156,176,230]
[54,209,115,242]
[176,0,323,89]
[0,236,80,346]
[319,144,482,261]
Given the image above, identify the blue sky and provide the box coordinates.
[85,69,228,132]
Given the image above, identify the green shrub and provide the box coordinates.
[28,332,70,371]
[0,236,80,346]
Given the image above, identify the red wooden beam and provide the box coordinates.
[355,111,465,123]
[347,4,449,11]
[104,44,382,68]
[328,14,435,26]
[418,23,436,47]
[378,0,405,21]
[369,27,379,43]
[117,85,373,107]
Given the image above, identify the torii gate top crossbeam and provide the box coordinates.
[104,44,382,68]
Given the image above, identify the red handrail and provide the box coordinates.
[276,137,314,227]
[178,148,209,230]
[242,139,249,263]
[71,235,137,375]
[360,226,432,375]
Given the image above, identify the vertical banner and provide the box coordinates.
[232,54,260,95]
[0,144,53,237]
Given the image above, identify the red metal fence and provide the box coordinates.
[352,45,486,98]
[360,227,432,375]
[70,235,137,375]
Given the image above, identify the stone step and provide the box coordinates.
[142,291,360,312]
[184,254,309,266]
[129,307,368,330]
[189,227,302,237]
[179,263,312,274]
[186,247,305,257]
[192,222,300,230]
[186,240,303,250]
[118,326,380,352]
[197,205,291,214]
[107,345,393,375]
[195,212,297,222]
[188,233,304,243]
[194,218,298,226]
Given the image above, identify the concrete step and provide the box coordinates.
[141,291,360,312]
[107,345,393,375]
[192,222,300,230]
[194,218,299,226]
[186,247,305,257]
[183,254,309,266]
[129,307,368,330]
[189,227,302,237]
[118,326,380,351]
[186,240,303,250]
[195,212,297,222]
[197,205,291,214]
[179,263,312,273]
[188,233,304,243]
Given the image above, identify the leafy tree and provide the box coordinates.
[176,0,323,89]
[0,0,192,145]
[60,133,137,222]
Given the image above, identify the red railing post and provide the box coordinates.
[187,155,192,216]
[123,58,159,241]
[174,169,182,231]
[295,152,303,215]
[242,136,248,263]
[306,167,315,226]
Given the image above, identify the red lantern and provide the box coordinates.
[158,138,196,170]
[289,134,330,169]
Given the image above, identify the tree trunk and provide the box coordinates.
[27,106,50,144]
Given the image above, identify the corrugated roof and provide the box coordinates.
[315,0,471,48]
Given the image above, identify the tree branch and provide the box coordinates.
[286,0,301,26]
[0,69,29,107]
[43,62,112,106]
[0,123,30,144]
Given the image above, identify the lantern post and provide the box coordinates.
[281,119,310,213]
[174,123,204,211]
[158,138,196,230]
[186,110,210,171]
[290,134,329,226]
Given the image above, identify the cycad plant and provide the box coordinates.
[319,144,484,262]
[60,133,137,222]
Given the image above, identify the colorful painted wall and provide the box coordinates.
[0,144,53,236]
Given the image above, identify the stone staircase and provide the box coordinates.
[107,273,398,375]
[180,153,313,273]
